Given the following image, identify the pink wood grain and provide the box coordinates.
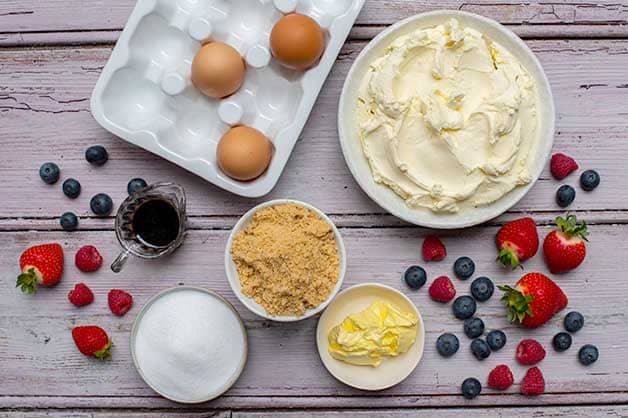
[0,41,626,225]
[0,225,626,410]
[1,0,627,415]
[1,0,627,41]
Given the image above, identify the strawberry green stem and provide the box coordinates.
[556,214,589,241]
[498,285,534,323]
[94,342,112,361]
[16,268,38,294]
[497,248,523,270]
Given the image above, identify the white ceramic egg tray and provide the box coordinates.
[91,0,364,197]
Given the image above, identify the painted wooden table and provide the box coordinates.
[1,1,627,416]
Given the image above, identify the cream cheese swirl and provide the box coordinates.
[357,19,538,213]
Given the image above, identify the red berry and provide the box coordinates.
[422,235,446,262]
[500,272,568,328]
[487,364,514,390]
[516,339,546,365]
[75,245,103,273]
[429,276,456,303]
[68,283,94,307]
[17,243,64,293]
[550,153,579,180]
[71,325,112,360]
[521,367,545,395]
[108,289,133,316]
[495,217,539,269]
[543,215,588,274]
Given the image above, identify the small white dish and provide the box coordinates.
[337,10,555,229]
[131,286,247,404]
[225,199,346,322]
[316,283,425,391]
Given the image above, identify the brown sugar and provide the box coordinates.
[231,203,340,316]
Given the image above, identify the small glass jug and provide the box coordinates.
[111,182,187,273]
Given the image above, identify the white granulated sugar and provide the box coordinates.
[133,289,246,402]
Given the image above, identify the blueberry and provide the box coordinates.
[127,178,148,195]
[556,185,576,208]
[60,212,78,231]
[404,266,427,290]
[470,338,491,361]
[452,295,476,319]
[580,170,600,191]
[85,145,109,165]
[90,193,113,216]
[578,344,599,366]
[436,333,460,357]
[486,330,507,351]
[470,276,494,302]
[461,377,482,399]
[39,162,60,184]
[454,256,475,279]
[564,311,585,333]
[553,332,572,352]
[463,317,485,339]
[62,178,81,199]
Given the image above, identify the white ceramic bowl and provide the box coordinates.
[130,286,248,403]
[338,10,555,229]
[316,283,425,391]
[225,199,346,322]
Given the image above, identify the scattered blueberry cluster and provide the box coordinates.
[38,145,148,231]
[404,244,599,400]
[552,311,598,366]
[405,254,506,399]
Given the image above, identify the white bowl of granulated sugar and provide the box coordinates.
[131,286,248,403]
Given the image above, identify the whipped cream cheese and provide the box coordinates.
[357,19,538,213]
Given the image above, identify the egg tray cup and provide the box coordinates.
[91,0,365,197]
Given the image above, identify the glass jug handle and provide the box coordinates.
[111,249,131,273]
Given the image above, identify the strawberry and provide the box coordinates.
[108,289,133,316]
[422,235,446,262]
[495,217,539,269]
[516,339,546,365]
[550,153,579,180]
[543,214,588,274]
[487,364,514,390]
[499,272,568,328]
[75,245,103,273]
[521,367,545,395]
[72,326,112,360]
[68,283,94,307]
[16,243,64,294]
[429,276,456,303]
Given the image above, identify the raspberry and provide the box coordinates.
[429,276,456,303]
[550,153,579,180]
[108,289,133,316]
[521,367,545,395]
[75,245,103,273]
[487,364,514,390]
[422,235,446,262]
[516,339,546,365]
[67,283,94,307]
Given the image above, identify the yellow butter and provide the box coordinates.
[327,301,418,367]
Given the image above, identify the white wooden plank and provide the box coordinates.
[1,0,627,39]
[235,405,628,418]
[0,40,627,223]
[3,405,628,417]
[0,224,626,408]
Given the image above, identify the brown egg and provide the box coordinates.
[191,42,245,99]
[270,13,325,70]
[217,126,273,181]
